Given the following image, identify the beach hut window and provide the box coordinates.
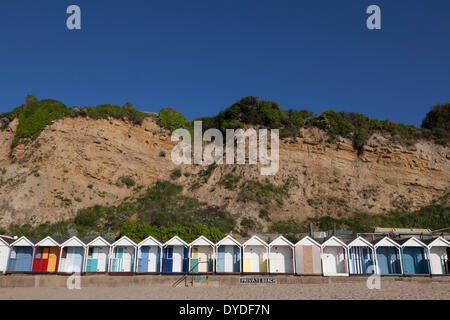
[42,248,49,259]
[35,248,42,259]
[192,248,198,258]
[10,248,17,259]
[88,247,94,258]
[61,247,68,259]
[166,247,173,259]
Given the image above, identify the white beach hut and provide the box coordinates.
[0,236,14,274]
[347,236,376,275]
[321,236,349,276]
[294,236,322,275]
[426,237,450,275]
[242,236,269,273]
[372,236,403,276]
[58,236,86,273]
[268,236,295,274]
[398,237,431,275]
[189,236,215,274]
[6,236,35,272]
[137,236,163,273]
[85,236,111,273]
[109,236,137,273]
[215,235,241,273]
[162,236,189,274]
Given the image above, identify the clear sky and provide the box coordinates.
[1,0,449,126]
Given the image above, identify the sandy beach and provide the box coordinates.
[0,277,449,300]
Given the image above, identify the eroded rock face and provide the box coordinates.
[0,117,448,229]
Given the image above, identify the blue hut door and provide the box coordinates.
[402,247,429,274]
[377,247,401,275]
[217,246,225,272]
[163,247,173,273]
[15,247,34,271]
[233,245,240,272]
[138,247,149,272]
[73,247,84,272]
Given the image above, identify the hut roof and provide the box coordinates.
[396,237,428,248]
[0,236,16,245]
[242,235,268,247]
[189,236,215,247]
[85,236,111,247]
[35,236,61,247]
[138,235,163,247]
[111,236,138,247]
[371,236,401,247]
[295,236,322,247]
[10,236,36,247]
[321,236,348,248]
[269,235,294,247]
[163,236,188,247]
[59,236,87,247]
[216,235,241,247]
[422,237,450,247]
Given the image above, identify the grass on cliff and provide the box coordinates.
[7,180,234,243]
[1,95,149,150]
[196,97,449,152]
[2,95,448,153]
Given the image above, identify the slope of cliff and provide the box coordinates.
[0,97,449,237]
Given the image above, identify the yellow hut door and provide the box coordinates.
[47,247,59,272]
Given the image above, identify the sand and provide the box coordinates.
[0,279,449,300]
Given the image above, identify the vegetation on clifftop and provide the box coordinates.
[1,95,448,153]
[0,95,149,151]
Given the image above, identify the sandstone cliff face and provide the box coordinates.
[0,117,448,230]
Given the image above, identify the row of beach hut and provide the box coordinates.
[0,234,449,276]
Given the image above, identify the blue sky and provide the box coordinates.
[0,0,449,126]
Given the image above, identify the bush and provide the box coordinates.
[259,209,271,221]
[240,218,255,231]
[171,169,182,179]
[82,103,148,125]
[219,173,241,190]
[120,177,135,187]
[239,180,287,205]
[158,108,191,132]
[421,103,450,145]
[11,99,71,149]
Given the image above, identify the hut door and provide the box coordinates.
[86,247,98,272]
[191,248,199,273]
[122,247,133,272]
[17,247,33,272]
[47,247,59,272]
[172,246,183,273]
[0,246,8,272]
[148,246,158,272]
[248,248,259,272]
[303,246,314,274]
[323,247,338,275]
[224,246,233,272]
[98,247,108,272]
[138,247,149,272]
[430,247,447,275]
[65,247,74,273]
